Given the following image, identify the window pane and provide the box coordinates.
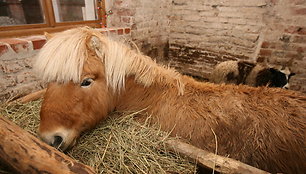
[0,0,45,26]
[52,0,98,23]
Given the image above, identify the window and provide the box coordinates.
[0,0,44,26]
[52,0,97,22]
[0,0,106,37]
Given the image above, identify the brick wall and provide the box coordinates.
[0,28,131,102]
[169,0,306,92]
[1,0,305,100]
[0,36,45,101]
[258,0,306,92]
[169,0,266,78]
[107,0,172,62]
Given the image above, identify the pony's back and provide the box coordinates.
[136,77,306,173]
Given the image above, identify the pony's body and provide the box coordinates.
[35,27,306,174]
[118,76,305,173]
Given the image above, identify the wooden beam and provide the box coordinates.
[0,116,96,174]
[15,89,46,103]
[165,139,270,174]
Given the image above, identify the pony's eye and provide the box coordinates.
[81,78,93,88]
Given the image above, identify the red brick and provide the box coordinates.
[261,41,269,48]
[284,26,297,34]
[292,35,306,43]
[109,29,116,33]
[259,49,272,56]
[0,44,9,55]
[0,38,25,45]
[115,0,123,5]
[285,52,300,59]
[0,38,29,53]
[121,16,131,23]
[297,46,306,53]
[291,0,306,5]
[12,43,29,53]
[32,39,46,50]
[293,8,306,15]
[268,42,284,50]
[117,9,135,16]
[268,42,276,49]
[117,29,124,35]
[125,28,131,34]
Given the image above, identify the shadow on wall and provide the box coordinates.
[136,40,170,63]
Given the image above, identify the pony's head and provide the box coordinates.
[35,27,116,150]
[34,27,183,150]
[38,61,113,150]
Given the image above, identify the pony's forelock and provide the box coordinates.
[34,27,90,84]
[35,27,184,94]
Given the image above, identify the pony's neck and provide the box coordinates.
[115,76,178,113]
[125,52,185,95]
[103,39,184,95]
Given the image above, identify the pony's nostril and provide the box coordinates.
[51,135,63,148]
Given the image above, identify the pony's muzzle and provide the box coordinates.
[38,128,77,151]
[39,132,65,150]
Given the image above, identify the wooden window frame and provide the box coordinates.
[0,0,106,38]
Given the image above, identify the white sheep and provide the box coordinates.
[210,60,295,89]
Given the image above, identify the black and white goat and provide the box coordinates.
[210,60,295,89]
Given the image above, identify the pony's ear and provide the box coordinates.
[44,32,54,40]
[87,35,104,58]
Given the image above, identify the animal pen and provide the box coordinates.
[1,27,305,174]
[0,0,305,174]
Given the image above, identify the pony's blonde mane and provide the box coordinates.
[34,28,89,83]
[35,27,184,94]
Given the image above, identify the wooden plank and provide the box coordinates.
[165,139,270,174]
[0,116,96,174]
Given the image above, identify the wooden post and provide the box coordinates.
[165,139,270,174]
[0,116,95,174]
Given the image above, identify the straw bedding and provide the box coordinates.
[0,100,196,174]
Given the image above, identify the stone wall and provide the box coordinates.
[0,28,131,102]
[169,0,306,92]
[107,0,172,62]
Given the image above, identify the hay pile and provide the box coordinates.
[0,100,196,174]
